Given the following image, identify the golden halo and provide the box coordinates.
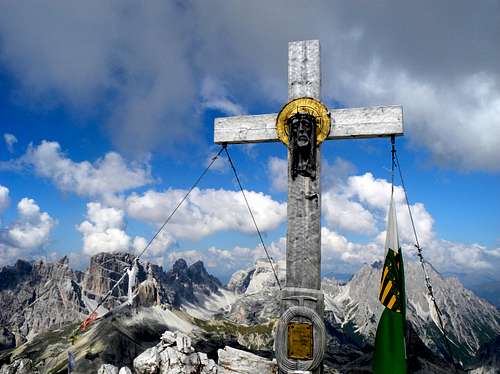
[276,97,331,146]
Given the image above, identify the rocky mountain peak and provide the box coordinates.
[172,258,188,273]
[0,260,33,291]
[187,261,221,292]
[82,252,144,304]
[227,259,285,296]
[163,259,223,307]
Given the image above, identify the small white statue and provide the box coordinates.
[126,258,139,305]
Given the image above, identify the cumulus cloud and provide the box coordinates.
[4,140,152,202]
[78,201,174,259]
[126,187,286,240]
[318,170,499,275]
[322,191,376,234]
[321,227,381,274]
[0,197,56,265]
[132,230,175,259]
[261,157,495,275]
[77,202,131,256]
[3,133,17,153]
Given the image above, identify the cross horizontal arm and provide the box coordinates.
[214,105,403,144]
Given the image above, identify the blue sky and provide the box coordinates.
[0,1,499,285]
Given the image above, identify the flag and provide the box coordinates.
[373,193,407,374]
[79,311,97,332]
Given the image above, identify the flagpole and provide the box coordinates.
[391,135,396,194]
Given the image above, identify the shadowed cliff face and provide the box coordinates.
[163,259,222,307]
[0,260,33,291]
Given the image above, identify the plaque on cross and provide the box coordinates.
[213,40,403,374]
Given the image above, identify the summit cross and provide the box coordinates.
[214,40,403,373]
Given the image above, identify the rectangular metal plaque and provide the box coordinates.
[287,322,313,360]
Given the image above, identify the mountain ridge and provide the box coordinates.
[0,253,499,372]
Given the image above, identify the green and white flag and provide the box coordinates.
[373,192,407,373]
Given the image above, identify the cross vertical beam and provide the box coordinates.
[286,40,322,290]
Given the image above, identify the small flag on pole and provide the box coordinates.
[79,311,97,332]
[373,192,407,374]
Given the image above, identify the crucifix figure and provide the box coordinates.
[214,40,403,374]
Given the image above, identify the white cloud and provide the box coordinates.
[318,170,498,276]
[321,227,381,273]
[322,191,376,234]
[342,68,500,171]
[11,141,152,202]
[0,2,498,168]
[0,197,56,265]
[345,173,402,210]
[0,1,199,154]
[201,76,246,116]
[132,230,175,258]
[78,202,131,256]
[267,157,287,192]
[3,133,17,153]
[8,198,55,248]
[0,185,9,215]
[78,201,175,259]
[126,187,286,240]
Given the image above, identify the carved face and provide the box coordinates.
[288,112,317,179]
[290,115,313,148]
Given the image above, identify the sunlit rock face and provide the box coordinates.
[323,261,500,365]
[224,259,500,366]
[0,257,84,340]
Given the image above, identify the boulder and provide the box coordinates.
[176,333,193,354]
[134,330,217,374]
[133,345,161,374]
[218,346,277,374]
[118,368,132,374]
[160,330,177,347]
[97,364,119,374]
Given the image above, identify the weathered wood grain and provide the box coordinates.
[214,105,403,144]
[288,40,320,100]
[286,40,322,292]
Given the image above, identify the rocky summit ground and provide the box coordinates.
[0,253,499,373]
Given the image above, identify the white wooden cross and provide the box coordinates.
[214,40,403,373]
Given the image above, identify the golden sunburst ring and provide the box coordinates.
[276,97,331,146]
